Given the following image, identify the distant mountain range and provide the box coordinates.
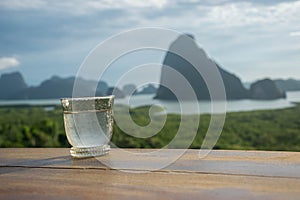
[274,79,300,92]
[0,34,299,100]
[0,72,157,100]
[1,70,297,101]
[244,79,300,92]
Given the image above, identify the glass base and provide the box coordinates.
[70,145,110,158]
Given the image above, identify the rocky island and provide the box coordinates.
[155,34,286,100]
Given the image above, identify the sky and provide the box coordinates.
[0,0,300,87]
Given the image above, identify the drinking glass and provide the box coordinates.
[61,96,114,158]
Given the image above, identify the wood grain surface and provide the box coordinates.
[0,148,299,199]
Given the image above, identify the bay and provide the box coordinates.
[0,91,300,114]
[115,91,300,114]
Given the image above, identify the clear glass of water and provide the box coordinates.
[61,96,114,158]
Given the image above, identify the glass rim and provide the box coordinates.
[60,95,114,102]
[61,95,114,112]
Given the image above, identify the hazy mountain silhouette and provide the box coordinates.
[274,79,300,92]
[23,76,108,99]
[0,72,27,99]
[106,87,125,98]
[122,83,158,96]
[135,84,157,95]
[0,72,156,100]
[122,84,137,96]
[0,72,108,99]
[250,79,286,100]
[155,34,286,100]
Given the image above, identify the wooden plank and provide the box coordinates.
[0,149,300,199]
[0,167,299,200]
[1,148,299,177]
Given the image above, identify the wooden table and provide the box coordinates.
[0,148,299,199]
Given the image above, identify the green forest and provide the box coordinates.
[0,103,299,151]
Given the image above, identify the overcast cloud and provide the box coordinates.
[0,0,299,86]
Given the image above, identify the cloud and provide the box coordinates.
[0,0,299,84]
[290,31,300,37]
[0,0,46,10]
[203,1,300,27]
[0,57,20,70]
[0,0,168,14]
[1,0,299,29]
